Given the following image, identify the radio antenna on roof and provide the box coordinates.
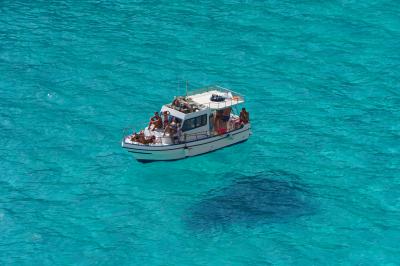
[185,81,188,97]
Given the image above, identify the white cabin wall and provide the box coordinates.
[181,125,208,142]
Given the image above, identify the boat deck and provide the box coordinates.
[189,90,244,110]
[124,114,242,146]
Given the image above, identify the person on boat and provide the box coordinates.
[163,111,170,129]
[186,102,193,112]
[222,107,231,128]
[239,107,249,124]
[143,135,156,145]
[172,98,179,106]
[148,112,162,131]
[130,133,139,142]
[168,117,177,134]
[163,121,173,136]
[172,98,181,110]
[163,117,177,136]
[171,119,178,133]
[175,123,182,144]
[214,109,223,132]
[136,130,146,144]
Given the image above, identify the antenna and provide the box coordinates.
[186,81,188,97]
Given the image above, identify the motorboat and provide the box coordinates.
[121,85,251,162]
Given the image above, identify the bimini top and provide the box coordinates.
[165,85,245,115]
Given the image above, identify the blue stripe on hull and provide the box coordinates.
[128,150,152,154]
[135,139,248,163]
[123,128,250,152]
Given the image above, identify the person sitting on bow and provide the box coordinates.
[143,135,156,145]
[130,132,140,143]
[135,130,145,144]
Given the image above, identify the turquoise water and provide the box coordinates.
[1,1,400,265]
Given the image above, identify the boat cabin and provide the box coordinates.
[160,85,245,142]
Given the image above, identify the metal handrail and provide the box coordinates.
[214,85,245,98]
[122,124,242,145]
[182,130,209,142]
[203,97,242,110]
[122,127,211,145]
[186,84,245,98]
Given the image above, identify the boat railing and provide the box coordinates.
[187,84,245,98]
[167,95,243,114]
[122,127,212,145]
[182,131,209,142]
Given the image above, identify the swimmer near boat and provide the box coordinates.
[121,85,251,162]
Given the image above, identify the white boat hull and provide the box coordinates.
[122,125,251,162]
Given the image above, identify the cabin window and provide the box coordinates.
[173,117,182,125]
[183,119,195,131]
[182,114,207,132]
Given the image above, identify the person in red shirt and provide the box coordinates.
[239,108,249,124]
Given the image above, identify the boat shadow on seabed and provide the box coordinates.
[183,170,317,232]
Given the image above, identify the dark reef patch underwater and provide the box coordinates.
[184,170,316,232]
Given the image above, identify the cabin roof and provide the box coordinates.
[164,85,245,116]
[189,89,244,110]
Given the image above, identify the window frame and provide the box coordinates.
[182,114,208,132]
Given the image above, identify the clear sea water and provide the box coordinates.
[1,1,400,265]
